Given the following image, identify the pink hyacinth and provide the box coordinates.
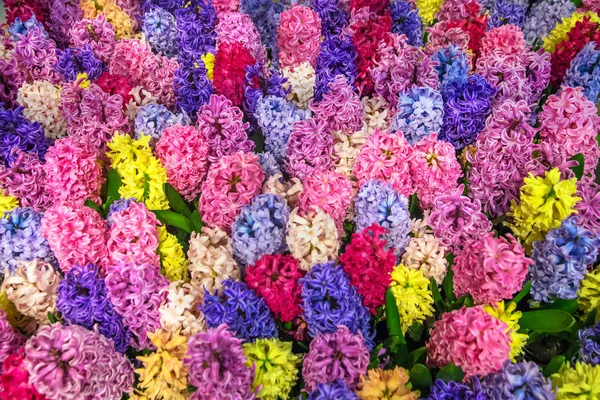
[524,50,551,104]
[576,181,600,236]
[427,306,511,378]
[428,184,492,254]
[410,133,462,209]
[41,202,109,271]
[436,0,480,22]
[199,152,264,232]
[525,141,580,179]
[105,262,168,349]
[537,87,600,176]
[298,170,353,227]
[310,75,364,135]
[480,25,527,58]
[0,310,25,373]
[453,233,532,305]
[424,21,471,56]
[0,150,51,212]
[69,14,116,63]
[156,125,210,201]
[476,52,530,108]
[468,100,536,218]
[215,12,266,67]
[0,58,25,109]
[302,326,370,392]
[285,118,334,181]
[13,28,60,84]
[214,0,240,15]
[277,5,322,68]
[371,34,439,109]
[196,94,254,164]
[43,137,104,206]
[353,130,414,197]
[107,201,160,267]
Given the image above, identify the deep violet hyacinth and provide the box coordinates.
[307,379,359,400]
[579,322,600,365]
[314,35,358,101]
[54,46,104,82]
[481,361,554,399]
[0,106,48,167]
[389,0,423,47]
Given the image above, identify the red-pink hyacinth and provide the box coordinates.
[410,133,462,209]
[0,348,45,400]
[196,94,254,164]
[453,233,532,305]
[105,262,168,349]
[468,100,536,218]
[426,306,511,378]
[302,326,370,392]
[428,184,492,254]
[69,14,116,63]
[285,118,334,181]
[371,33,439,109]
[0,310,25,372]
[298,170,353,227]
[353,129,414,197]
[215,12,266,67]
[155,125,210,201]
[107,201,160,267]
[277,5,322,68]
[214,0,240,15]
[41,202,109,271]
[479,24,527,58]
[0,150,51,212]
[199,152,264,232]
[310,75,364,135]
[538,86,600,176]
[43,137,104,206]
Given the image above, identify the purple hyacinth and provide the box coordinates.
[142,0,183,13]
[482,361,554,399]
[489,0,526,28]
[47,0,84,48]
[564,42,600,104]
[57,263,131,353]
[389,0,423,47]
[241,0,280,67]
[54,46,104,82]
[307,380,359,400]
[300,262,375,350]
[428,378,486,400]
[431,45,469,93]
[143,6,179,58]
[244,64,289,131]
[173,59,214,121]
[175,0,217,59]
[0,106,49,167]
[312,0,350,37]
[258,151,282,177]
[579,322,600,365]
[201,280,278,342]
[314,35,358,101]
[439,74,495,149]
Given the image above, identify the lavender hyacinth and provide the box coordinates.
[579,322,600,365]
[523,0,576,45]
[0,106,49,167]
[258,152,282,177]
[307,380,359,400]
[564,42,600,104]
[241,0,280,66]
[314,35,358,101]
[488,0,526,28]
[54,46,104,82]
[134,103,191,140]
[481,361,554,399]
[389,0,423,47]
[392,87,444,144]
[0,207,53,274]
[244,64,289,131]
[143,6,179,58]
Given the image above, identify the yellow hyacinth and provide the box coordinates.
[0,190,18,216]
[543,12,600,53]
[484,301,528,361]
[356,367,419,400]
[158,226,190,282]
[389,264,434,333]
[243,339,300,400]
[107,133,169,210]
[552,363,600,399]
[80,0,134,39]
[135,329,188,400]
[506,168,580,249]
[415,0,444,25]
[201,53,215,81]
[578,268,600,324]
[76,72,91,89]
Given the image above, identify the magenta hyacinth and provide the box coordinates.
[0,149,51,212]
[285,118,334,181]
[0,310,25,372]
[310,75,363,135]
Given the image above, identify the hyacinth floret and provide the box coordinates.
[392,87,444,144]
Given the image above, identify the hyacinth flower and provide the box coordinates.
[0,150,51,212]
[54,45,103,82]
[173,58,214,120]
[564,42,600,105]
[430,44,469,92]
[277,5,322,68]
[176,0,217,59]
[313,35,358,101]
[392,87,444,145]
[357,367,419,399]
[312,0,349,37]
[389,0,423,47]
[0,105,49,168]
[551,363,600,399]
[134,103,191,141]
[310,75,363,135]
[142,6,179,58]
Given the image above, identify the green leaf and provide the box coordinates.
[106,169,122,207]
[382,335,409,368]
[430,278,445,311]
[510,281,531,305]
[442,262,455,303]
[151,210,193,233]
[569,154,585,180]
[541,299,578,314]
[165,183,192,217]
[570,0,582,7]
[190,210,204,233]
[436,364,464,383]
[519,310,575,333]
[409,194,422,219]
[543,355,565,377]
[386,288,402,336]
[48,313,58,324]
[585,309,598,327]
[410,364,432,390]
[84,199,104,217]
[408,347,428,369]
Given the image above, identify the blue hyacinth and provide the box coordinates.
[579,322,600,365]
[134,103,191,140]
[300,262,375,350]
[142,0,184,13]
[488,0,526,29]
[232,194,290,266]
[392,87,444,144]
[354,180,411,256]
[201,279,278,341]
[564,42,600,104]
[143,6,179,58]
[244,64,289,132]
[481,361,554,400]
[314,35,358,101]
[0,106,49,167]
[523,0,575,45]
[530,216,600,302]
[389,0,423,47]
[54,46,104,82]
[8,16,47,42]
[307,380,359,400]
[428,378,486,400]
[175,0,217,59]
[241,0,281,67]
[431,45,469,93]
[0,207,54,274]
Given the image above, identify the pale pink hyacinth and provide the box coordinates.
[216,12,266,67]
[2,259,60,324]
[575,181,600,236]
[424,21,471,56]
[0,309,26,372]
[401,234,448,285]
[69,14,116,63]
[285,118,334,181]
[361,95,391,133]
[107,201,160,267]
[480,25,527,58]
[263,173,304,209]
[283,62,316,109]
[453,233,532,305]
[41,202,109,272]
[333,128,369,179]
[410,133,462,209]
[155,125,210,201]
[159,281,206,337]
[17,80,66,139]
[0,149,51,212]
[353,129,414,197]
[286,207,340,270]
[196,94,254,164]
[310,75,364,135]
[371,34,439,109]
[277,5,322,68]
[427,306,511,378]
[43,137,105,206]
[298,170,353,227]
[105,262,168,349]
[428,184,492,254]
[187,226,241,296]
[199,152,264,232]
